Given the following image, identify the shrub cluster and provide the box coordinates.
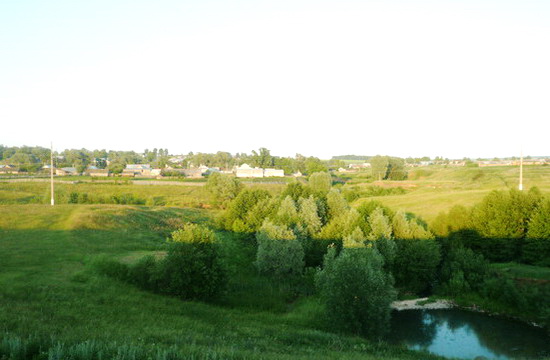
[96,223,226,302]
[315,247,396,338]
[67,191,146,205]
[432,188,550,265]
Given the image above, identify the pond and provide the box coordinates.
[388,309,550,359]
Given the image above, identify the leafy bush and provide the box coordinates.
[95,224,226,302]
[152,224,227,301]
[315,247,396,339]
[255,221,304,277]
[363,186,406,197]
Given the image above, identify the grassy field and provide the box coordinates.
[0,181,285,207]
[348,165,550,223]
[0,204,442,359]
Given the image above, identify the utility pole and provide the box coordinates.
[519,148,523,191]
[50,142,55,206]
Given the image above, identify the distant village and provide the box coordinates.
[0,148,548,178]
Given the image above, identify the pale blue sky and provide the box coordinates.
[1,0,549,159]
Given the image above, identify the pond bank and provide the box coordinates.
[391,298,454,311]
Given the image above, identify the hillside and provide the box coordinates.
[0,205,441,359]
[346,165,550,222]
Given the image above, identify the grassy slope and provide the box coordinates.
[0,205,441,360]
[350,165,550,223]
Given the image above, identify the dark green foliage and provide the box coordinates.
[69,192,79,204]
[438,247,488,296]
[523,199,550,265]
[479,277,550,328]
[153,241,226,301]
[393,239,441,295]
[94,257,130,282]
[127,255,157,290]
[109,193,146,205]
[315,247,396,339]
[301,237,342,268]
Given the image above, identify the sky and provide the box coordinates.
[1,0,549,159]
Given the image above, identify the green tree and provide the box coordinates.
[251,148,274,168]
[205,172,243,208]
[438,247,488,296]
[367,208,396,270]
[471,188,543,261]
[281,181,311,202]
[255,220,304,277]
[315,246,396,338]
[275,196,299,227]
[343,227,366,248]
[222,189,271,232]
[367,208,392,241]
[244,197,279,233]
[319,208,367,241]
[326,189,349,221]
[308,172,332,196]
[369,155,389,181]
[297,196,322,236]
[305,157,328,174]
[386,157,407,180]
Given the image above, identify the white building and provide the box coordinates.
[263,168,284,177]
[235,164,264,178]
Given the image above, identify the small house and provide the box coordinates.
[56,167,79,176]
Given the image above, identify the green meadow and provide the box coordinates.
[0,205,441,359]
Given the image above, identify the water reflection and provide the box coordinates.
[389,309,550,359]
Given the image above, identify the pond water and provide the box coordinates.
[388,309,550,359]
